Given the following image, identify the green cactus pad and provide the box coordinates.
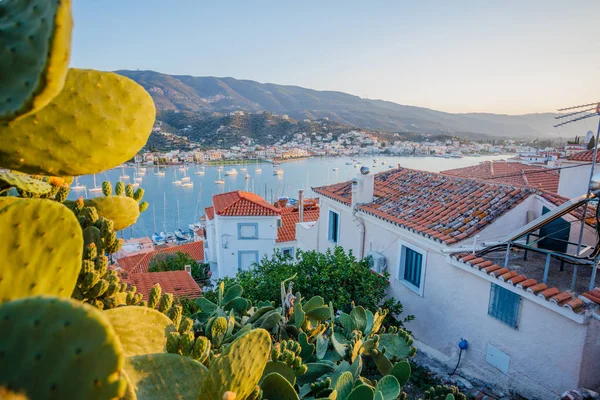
[390,360,411,386]
[83,225,102,249]
[104,306,177,357]
[0,296,126,399]
[223,284,243,304]
[0,0,72,122]
[260,372,300,400]
[350,306,367,333]
[298,332,315,361]
[0,198,82,302]
[306,305,331,322]
[0,68,155,176]
[375,375,400,400]
[378,334,414,361]
[372,351,393,376]
[84,195,140,231]
[0,171,52,195]
[297,362,336,386]
[303,295,325,312]
[348,384,375,400]
[124,353,207,400]
[334,371,353,400]
[201,329,271,400]
[316,333,329,360]
[261,361,297,386]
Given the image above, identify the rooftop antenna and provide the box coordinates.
[554,102,600,257]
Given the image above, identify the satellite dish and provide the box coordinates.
[360,166,370,175]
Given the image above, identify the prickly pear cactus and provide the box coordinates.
[84,195,141,231]
[0,198,82,302]
[260,372,300,400]
[0,296,126,399]
[0,0,72,122]
[0,68,155,176]
[0,171,53,196]
[200,329,272,400]
[104,306,177,357]
[124,353,208,400]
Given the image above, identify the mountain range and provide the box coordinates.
[117,70,571,139]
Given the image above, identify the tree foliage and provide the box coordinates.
[148,251,210,280]
[588,136,595,150]
[215,246,413,324]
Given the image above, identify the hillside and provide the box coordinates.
[117,70,565,139]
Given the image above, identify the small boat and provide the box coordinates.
[88,174,102,193]
[134,171,143,182]
[182,181,194,188]
[172,169,182,185]
[138,167,146,173]
[152,232,166,245]
[178,166,186,171]
[381,161,385,165]
[132,182,140,188]
[255,167,262,173]
[273,168,284,175]
[215,170,225,184]
[345,162,353,165]
[165,232,176,243]
[175,229,191,241]
[239,165,247,172]
[332,167,338,171]
[224,168,238,176]
[119,166,130,180]
[194,166,205,175]
[154,167,166,176]
[217,166,224,171]
[181,169,191,183]
[71,177,86,191]
[245,173,250,179]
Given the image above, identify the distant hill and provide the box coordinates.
[118,70,565,139]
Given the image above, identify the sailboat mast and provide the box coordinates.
[152,205,156,232]
[163,192,167,232]
[177,200,180,230]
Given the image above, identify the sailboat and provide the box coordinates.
[134,170,143,182]
[119,166,130,180]
[154,166,166,176]
[255,166,262,173]
[88,174,102,193]
[194,165,205,175]
[273,167,284,175]
[215,169,225,184]
[188,187,203,231]
[151,205,166,245]
[225,168,238,176]
[172,169,182,185]
[181,169,191,183]
[174,200,191,241]
[239,162,247,172]
[71,177,86,191]
[138,166,146,175]
[216,165,224,171]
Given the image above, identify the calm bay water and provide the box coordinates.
[70,154,510,239]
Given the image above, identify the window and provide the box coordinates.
[488,283,521,329]
[238,250,259,271]
[282,247,294,258]
[237,223,258,239]
[397,243,426,295]
[328,210,340,243]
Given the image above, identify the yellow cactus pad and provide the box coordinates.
[201,329,272,400]
[0,68,156,176]
[104,306,177,357]
[84,195,141,231]
[0,0,72,121]
[0,198,82,302]
[0,171,53,195]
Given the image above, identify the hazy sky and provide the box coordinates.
[72,1,599,115]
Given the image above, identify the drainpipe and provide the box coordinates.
[298,189,304,223]
[351,179,366,259]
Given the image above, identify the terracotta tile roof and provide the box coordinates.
[205,206,214,220]
[277,207,320,243]
[314,168,536,245]
[117,241,205,274]
[213,190,281,217]
[450,252,596,315]
[441,161,559,193]
[126,271,201,300]
[566,149,599,162]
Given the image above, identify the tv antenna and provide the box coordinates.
[554,102,600,255]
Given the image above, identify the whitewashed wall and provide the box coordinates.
[558,162,592,199]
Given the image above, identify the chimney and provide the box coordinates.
[352,166,374,207]
[184,265,191,275]
[298,189,305,223]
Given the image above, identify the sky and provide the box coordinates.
[72,0,600,115]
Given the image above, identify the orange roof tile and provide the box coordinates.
[212,190,281,217]
[450,252,596,315]
[441,161,559,193]
[277,207,320,243]
[126,271,201,300]
[314,168,537,244]
[205,206,214,220]
[566,149,600,162]
[118,241,205,274]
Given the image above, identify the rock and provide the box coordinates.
[457,377,474,390]
[561,388,600,400]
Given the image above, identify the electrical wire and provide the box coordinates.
[450,348,463,376]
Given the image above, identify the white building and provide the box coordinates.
[204,190,319,278]
[298,167,600,399]
[557,149,598,199]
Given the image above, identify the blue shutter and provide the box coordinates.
[488,283,520,328]
[403,247,422,288]
[329,211,338,243]
[328,211,334,241]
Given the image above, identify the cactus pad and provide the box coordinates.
[0,296,126,399]
[0,171,52,195]
[0,68,155,176]
[84,195,140,231]
[0,198,82,302]
[347,384,374,400]
[104,306,177,357]
[261,361,297,386]
[0,0,72,122]
[260,372,300,400]
[378,333,415,361]
[200,328,271,400]
[390,360,411,386]
[124,353,207,400]
[375,375,400,400]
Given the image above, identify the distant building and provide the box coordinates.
[557,149,600,198]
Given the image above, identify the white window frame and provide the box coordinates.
[396,239,427,296]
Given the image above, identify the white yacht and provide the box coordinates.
[224,168,238,176]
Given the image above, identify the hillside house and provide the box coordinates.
[298,167,600,399]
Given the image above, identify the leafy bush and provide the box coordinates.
[215,246,413,325]
[148,251,211,280]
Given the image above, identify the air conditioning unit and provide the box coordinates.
[366,251,387,273]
